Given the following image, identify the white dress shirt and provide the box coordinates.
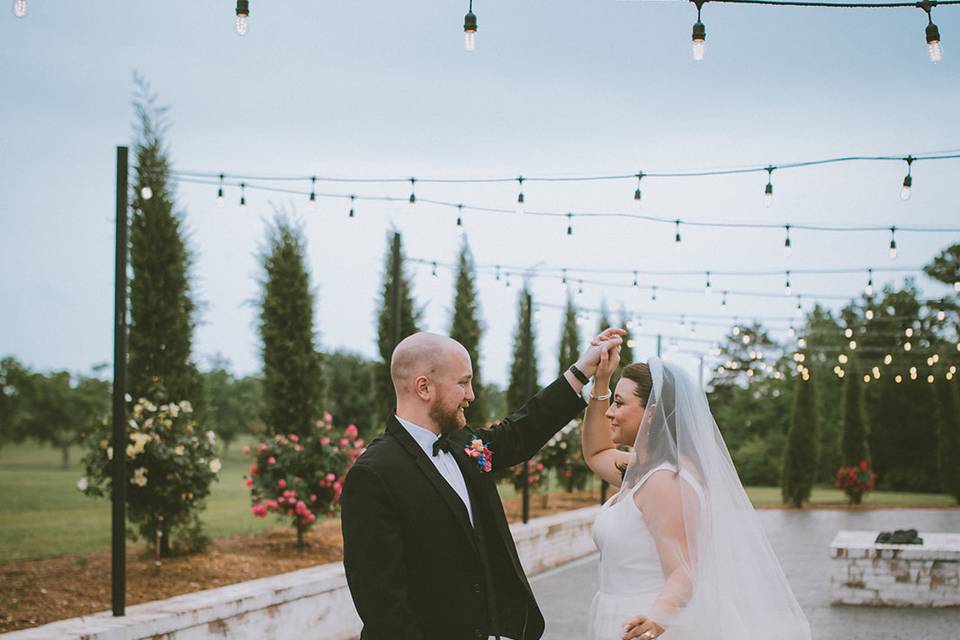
[396,416,475,527]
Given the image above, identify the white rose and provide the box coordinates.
[169,404,180,418]
[209,458,222,473]
[179,400,193,413]
[107,446,114,460]
[76,477,88,492]
[206,430,216,446]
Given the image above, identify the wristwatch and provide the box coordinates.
[568,364,590,385]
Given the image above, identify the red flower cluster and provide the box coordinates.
[509,460,546,492]
[835,460,877,502]
[243,415,365,531]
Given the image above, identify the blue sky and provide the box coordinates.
[1,0,958,386]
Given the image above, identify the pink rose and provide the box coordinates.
[323,410,333,423]
[278,479,287,489]
[249,464,259,475]
[345,424,359,439]
[258,443,268,453]
[326,473,336,483]
[266,499,279,510]
[289,433,299,443]
[307,513,316,523]
[340,438,349,447]
[321,437,331,446]
[244,478,253,488]
[310,494,317,502]
[295,500,307,514]
[333,481,342,491]
[294,444,304,452]
[242,445,251,456]
[267,456,276,465]
[355,438,365,448]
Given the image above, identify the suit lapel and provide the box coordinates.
[386,419,479,553]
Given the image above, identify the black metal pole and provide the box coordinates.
[391,232,401,350]
[522,290,532,524]
[111,146,129,617]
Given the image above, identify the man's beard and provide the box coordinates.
[430,395,466,435]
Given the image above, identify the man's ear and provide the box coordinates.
[414,375,431,401]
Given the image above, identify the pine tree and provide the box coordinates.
[841,362,870,468]
[557,295,581,377]
[375,231,422,425]
[934,378,960,503]
[127,76,202,406]
[782,374,819,508]
[257,215,323,436]
[507,286,539,413]
[450,239,488,426]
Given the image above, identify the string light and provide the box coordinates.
[464,0,477,51]
[651,285,658,303]
[783,225,792,257]
[900,156,913,200]
[705,271,713,295]
[922,2,943,62]
[721,290,728,306]
[784,271,792,297]
[141,185,153,200]
[888,226,898,260]
[408,178,416,205]
[632,270,638,288]
[516,176,525,214]
[349,195,356,218]
[239,182,247,207]
[764,166,774,207]
[12,0,27,18]
[566,212,573,236]
[865,308,875,320]
[309,176,317,205]
[692,1,706,61]
[216,174,225,207]
[674,219,682,243]
[884,354,893,365]
[495,265,501,281]
[634,173,644,204]
[896,374,903,383]
[795,296,803,317]
[865,268,874,296]
[456,204,463,228]
[432,261,438,277]
[235,0,249,36]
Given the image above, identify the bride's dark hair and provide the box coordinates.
[620,363,652,406]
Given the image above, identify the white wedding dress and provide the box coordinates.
[588,463,691,640]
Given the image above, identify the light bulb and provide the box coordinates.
[866,309,874,320]
[216,191,225,208]
[763,171,773,207]
[12,0,27,17]
[692,20,706,61]
[900,175,912,201]
[464,9,477,51]
[927,23,942,63]
[783,227,792,256]
[235,0,249,36]
[141,186,153,200]
[955,281,960,293]
[516,178,525,214]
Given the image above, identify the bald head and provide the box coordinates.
[391,333,475,434]
[390,332,468,396]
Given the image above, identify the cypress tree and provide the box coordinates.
[782,373,819,508]
[127,76,201,406]
[557,295,581,377]
[507,286,539,413]
[257,216,323,436]
[841,363,870,468]
[449,239,488,426]
[375,231,422,425]
[935,378,960,503]
[618,306,635,367]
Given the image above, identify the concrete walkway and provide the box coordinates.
[530,508,960,640]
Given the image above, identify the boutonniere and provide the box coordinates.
[464,436,493,473]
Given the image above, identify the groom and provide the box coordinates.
[341,331,621,640]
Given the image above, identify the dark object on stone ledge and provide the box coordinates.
[875,529,924,545]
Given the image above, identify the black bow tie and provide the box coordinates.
[432,434,453,457]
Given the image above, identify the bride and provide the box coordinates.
[581,329,811,640]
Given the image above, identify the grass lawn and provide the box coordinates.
[0,439,279,563]
[1,442,955,563]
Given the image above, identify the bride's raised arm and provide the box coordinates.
[581,332,631,486]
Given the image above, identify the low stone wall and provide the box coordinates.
[3,505,601,640]
[830,530,960,607]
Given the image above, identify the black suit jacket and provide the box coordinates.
[341,376,586,640]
